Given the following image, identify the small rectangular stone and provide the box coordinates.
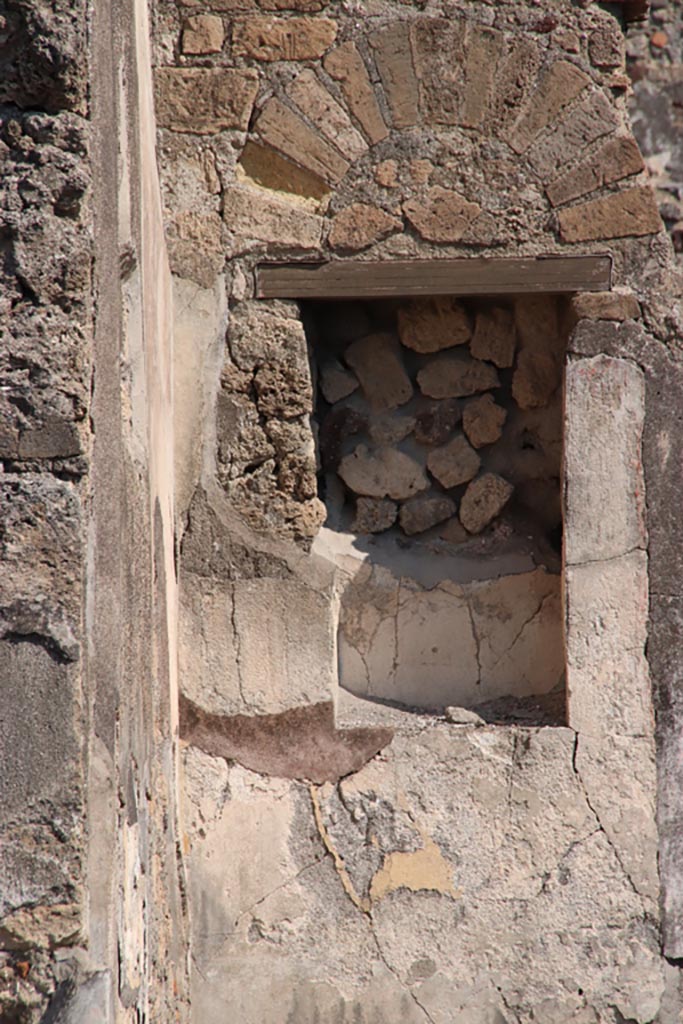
[507,60,591,154]
[559,187,662,242]
[154,68,258,133]
[232,15,337,60]
[223,184,322,253]
[546,136,645,207]
[411,18,466,126]
[255,96,350,184]
[369,23,419,129]
[527,91,619,182]
[323,42,388,144]
[286,69,367,161]
[569,290,641,324]
[460,25,503,128]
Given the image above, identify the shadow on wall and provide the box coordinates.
[304,294,568,723]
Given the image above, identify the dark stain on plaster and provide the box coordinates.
[179,695,393,784]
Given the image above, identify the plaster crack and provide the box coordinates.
[370,927,437,1024]
[229,583,250,710]
[310,783,371,914]
[466,598,481,687]
[571,734,642,899]
[234,857,324,927]
[566,544,645,570]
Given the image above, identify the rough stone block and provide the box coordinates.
[287,69,367,162]
[588,22,625,68]
[399,495,456,535]
[546,136,645,207]
[319,360,358,404]
[255,97,349,185]
[527,90,619,182]
[369,23,419,128]
[564,354,646,565]
[239,140,329,201]
[413,399,461,446]
[489,37,542,128]
[323,42,388,144]
[459,472,513,533]
[512,349,560,409]
[398,298,471,353]
[328,203,401,252]
[259,0,328,8]
[339,445,429,500]
[154,67,258,133]
[470,306,516,367]
[352,497,397,533]
[462,394,506,449]
[223,184,322,253]
[460,25,503,128]
[427,435,480,489]
[569,290,641,324]
[558,187,662,242]
[507,60,591,154]
[375,159,398,188]
[232,16,337,61]
[418,353,499,399]
[181,15,225,54]
[403,186,481,242]
[344,333,412,411]
[368,413,415,446]
[411,18,466,125]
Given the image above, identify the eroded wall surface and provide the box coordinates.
[0,1,189,1020]
[149,0,683,1021]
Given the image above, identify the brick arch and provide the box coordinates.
[228,12,662,259]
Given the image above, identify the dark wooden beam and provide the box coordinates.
[255,256,612,300]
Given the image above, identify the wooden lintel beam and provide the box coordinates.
[255,255,612,300]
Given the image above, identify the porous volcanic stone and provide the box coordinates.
[399,495,457,536]
[470,307,516,368]
[413,399,462,446]
[403,186,481,242]
[512,350,559,410]
[181,15,225,54]
[339,445,429,500]
[418,354,499,399]
[398,298,471,353]
[353,497,397,533]
[345,333,413,411]
[368,413,415,445]
[329,203,401,252]
[319,360,358,404]
[427,435,480,489]
[232,16,338,61]
[319,406,365,470]
[463,394,507,449]
[460,473,514,534]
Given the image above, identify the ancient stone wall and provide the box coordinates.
[0,1,189,1020]
[149,0,683,1021]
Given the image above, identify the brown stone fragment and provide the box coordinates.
[319,360,358,404]
[323,42,389,144]
[398,298,471,353]
[512,350,559,410]
[411,18,466,126]
[223,184,322,254]
[546,136,644,207]
[651,30,668,50]
[181,15,225,53]
[239,141,329,201]
[527,91,619,182]
[460,473,513,534]
[344,334,412,412]
[589,24,625,68]
[353,497,397,534]
[427,435,480,489]
[463,394,507,449]
[489,37,542,129]
[259,0,328,9]
[375,160,399,188]
[418,354,499,400]
[460,25,503,128]
[154,68,258,133]
[470,307,516,368]
[399,495,457,536]
[319,406,365,470]
[403,187,481,243]
[287,69,367,162]
[507,60,591,154]
[558,187,663,242]
[439,516,469,544]
[255,97,350,185]
[368,414,415,446]
[409,159,433,184]
[413,399,462,446]
[569,291,641,324]
[329,203,402,252]
[369,23,419,128]
[339,445,429,500]
[232,16,337,60]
